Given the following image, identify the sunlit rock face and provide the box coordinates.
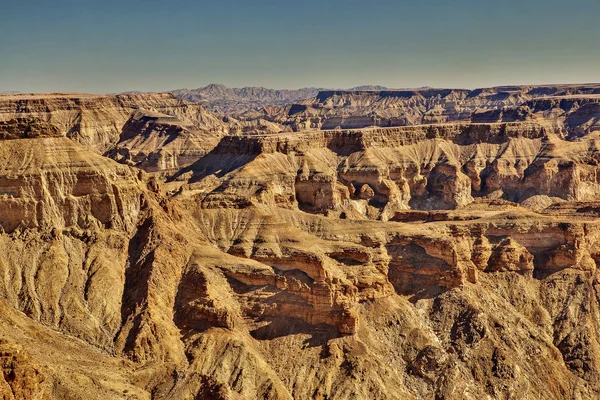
[3,89,600,399]
[245,84,600,132]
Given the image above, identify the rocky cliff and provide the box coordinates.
[4,90,600,399]
[0,93,231,153]
[0,93,286,176]
[248,84,600,133]
[175,122,564,216]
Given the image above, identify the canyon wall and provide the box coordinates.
[246,84,600,134]
[3,90,600,399]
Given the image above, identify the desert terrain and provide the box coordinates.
[2,85,600,399]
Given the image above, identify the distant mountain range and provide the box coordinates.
[169,84,391,115]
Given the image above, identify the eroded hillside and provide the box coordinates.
[0,93,285,155]
[246,84,600,132]
[2,89,600,399]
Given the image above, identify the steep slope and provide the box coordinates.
[159,122,600,398]
[0,93,231,153]
[172,122,571,217]
[105,108,287,175]
[0,93,287,176]
[251,84,600,132]
[6,89,600,399]
[0,120,265,398]
[105,109,220,174]
[0,301,149,400]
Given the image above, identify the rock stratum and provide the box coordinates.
[0,92,286,155]
[2,87,600,399]
[245,84,600,133]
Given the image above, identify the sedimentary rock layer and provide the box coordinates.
[3,90,600,399]
[247,84,600,133]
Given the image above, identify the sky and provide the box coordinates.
[2,0,599,93]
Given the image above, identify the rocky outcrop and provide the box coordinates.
[0,93,287,178]
[0,92,230,153]
[0,339,49,400]
[177,202,600,399]
[0,118,63,140]
[246,84,600,134]
[7,87,600,399]
[175,122,600,218]
[105,109,221,174]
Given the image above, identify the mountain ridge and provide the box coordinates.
[169,84,393,114]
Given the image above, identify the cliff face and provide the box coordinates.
[0,93,233,153]
[105,109,220,174]
[160,119,600,398]
[177,122,583,217]
[5,90,600,399]
[0,93,287,177]
[0,125,238,398]
[106,109,287,176]
[248,84,600,133]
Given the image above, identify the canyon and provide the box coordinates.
[2,85,600,399]
[243,84,600,132]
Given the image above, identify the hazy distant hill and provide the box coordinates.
[169,84,323,115]
[170,84,389,115]
[348,85,389,91]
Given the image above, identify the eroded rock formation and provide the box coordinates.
[246,84,600,133]
[0,93,285,156]
[2,89,600,399]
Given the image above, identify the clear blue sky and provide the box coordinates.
[2,0,599,92]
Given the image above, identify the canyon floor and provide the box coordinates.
[2,86,600,399]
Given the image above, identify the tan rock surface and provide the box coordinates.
[246,84,600,133]
[3,91,600,399]
[0,93,285,157]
